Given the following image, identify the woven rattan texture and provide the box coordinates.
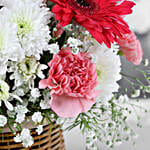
[0,124,65,150]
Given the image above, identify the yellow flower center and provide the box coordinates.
[0,80,10,101]
[12,16,33,37]
[96,65,101,81]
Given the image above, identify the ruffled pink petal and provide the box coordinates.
[39,79,49,89]
[51,94,95,118]
[118,32,143,65]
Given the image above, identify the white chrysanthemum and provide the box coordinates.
[0,12,22,75]
[0,80,9,101]
[93,44,122,102]
[0,115,7,127]
[8,56,47,88]
[32,112,43,123]
[0,80,14,111]
[14,128,34,148]
[125,0,150,34]
[24,0,46,6]
[5,0,51,60]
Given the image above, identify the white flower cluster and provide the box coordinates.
[0,0,51,76]
[8,57,47,88]
[15,105,28,124]
[2,0,51,59]
[14,128,34,148]
[0,80,9,103]
[29,88,41,103]
[67,37,83,54]
[66,94,139,150]
[0,14,21,75]
[0,1,52,147]
[0,79,14,111]
[0,115,7,127]
[40,89,51,109]
[32,112,43,123]
[40,100,50,109]
[36,125,43,135]
[0,0,51,108]
[48,43,60,54]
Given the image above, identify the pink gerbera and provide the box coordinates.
[49,0,135,48]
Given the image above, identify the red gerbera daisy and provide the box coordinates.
[50,0,135,48]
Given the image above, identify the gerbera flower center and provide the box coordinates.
[76,0,90,7]
[67,0,99,15]
[0,32,4,51]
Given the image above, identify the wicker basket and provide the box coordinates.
[0,123,65,150]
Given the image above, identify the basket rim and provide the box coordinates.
[0,123,65,150]
[2,118,53,133]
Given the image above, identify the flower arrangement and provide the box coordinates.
[0,0,150,149]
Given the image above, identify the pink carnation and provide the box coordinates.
[39,48,100,118]
[118,32,143,65]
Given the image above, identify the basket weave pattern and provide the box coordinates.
[0,124,65,150]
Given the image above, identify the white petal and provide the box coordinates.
[11,94,23,103]
[4,100,13,111]
[40,64,48,70]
